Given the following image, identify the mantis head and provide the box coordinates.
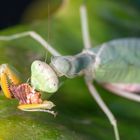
[31,60,59,93]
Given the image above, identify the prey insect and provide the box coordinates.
[0,4,140,140]
[0,64,56,115]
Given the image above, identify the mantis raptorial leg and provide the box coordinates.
[0,31,61,56]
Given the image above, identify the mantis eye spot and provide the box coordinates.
[38,62,41,66]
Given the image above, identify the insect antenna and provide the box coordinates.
[45,1,51,63]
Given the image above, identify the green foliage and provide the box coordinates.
[0,0,140,139]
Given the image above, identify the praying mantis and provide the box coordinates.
[0,4,140,140]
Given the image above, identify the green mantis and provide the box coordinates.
[0,4,140,140]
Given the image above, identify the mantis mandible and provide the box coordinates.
[0,4,140,140]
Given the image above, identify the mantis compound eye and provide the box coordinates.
[31,60,59,93]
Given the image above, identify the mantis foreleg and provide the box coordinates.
[0,64,21,98]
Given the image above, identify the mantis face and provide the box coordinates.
[31,60,59,93]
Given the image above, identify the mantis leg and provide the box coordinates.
[103,83,140,102]
[85,79,120,140]
[80,4,91,49]
[0,64,22,98]
[0,31,61,56]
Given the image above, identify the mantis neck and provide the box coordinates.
[51,52,95,78]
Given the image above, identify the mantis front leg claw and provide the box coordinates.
[0,64,21,98]
[0,63,56,115]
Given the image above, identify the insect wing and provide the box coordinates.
[93,38,140,83]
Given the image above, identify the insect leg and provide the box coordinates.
[103,83,140,102]
[85,79,120,140]
[0,64,21,98]
[0,31,61,56]
[80,4,91,49]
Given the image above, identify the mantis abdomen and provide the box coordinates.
[92,38,140,83]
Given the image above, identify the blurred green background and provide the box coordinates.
[0,0,140,140]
